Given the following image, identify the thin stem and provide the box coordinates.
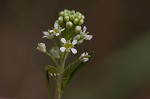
[46,52,59,67]
[56,51,69,99]
[58,36,63,46]
[52,39,58,47]
[61,51,69,70]
[45,67,52,99]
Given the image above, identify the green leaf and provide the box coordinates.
[61,51,94,91]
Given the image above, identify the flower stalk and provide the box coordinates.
[37,9,94,99]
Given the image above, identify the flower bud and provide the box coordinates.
[78,39,83,44]
[70,15,74,21]
[79,52,90,62]
[76,12,81,15]
[59,11,64,16]
[75,12,82,19]
[64,16,69,22]
[73,18,79,24]
[78,19,84,25]
[74,34,80,40]
[77,14,82,19]
[85,35,93,40]
[81,15,85,19]
[37,43,46,53]
[71,10,75,15]
[58,16,63,24]
[64,9,69,13]
[75,26,81,33]
[66,21,73,29]
[74,14,78,18]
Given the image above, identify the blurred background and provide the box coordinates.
[0,0,150,99]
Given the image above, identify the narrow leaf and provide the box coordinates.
[62,51,94,91]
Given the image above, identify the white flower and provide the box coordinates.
[36,43,46,53]
[80,26,93,41]
[54,20,59,28]
[42,31,54,39]
[79,52,90,62]
[49,20,65,36]
[84,35,93,40]
[74,26,93,44]
[83,26,87,33]
[60,38,77,54]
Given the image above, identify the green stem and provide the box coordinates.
[58,36,63,46]
[61,51,69,70]
[57,51,69,99]
[52,39,58,47]
[46,52,59,67]
[45,67,52,99]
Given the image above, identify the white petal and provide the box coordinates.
[36,46,40,51]
[54,21,59,28]
[83,26,87,32]
[61,38,66,44]
[60,47,66,52]
[49,30,53,33]
[53,73,56,76]
[85,35,93,40]
[55,33,59,36]
[37,43,46,52]
[40,43,45,47]
[50,73,53,76]
[83,58,89,62]
[85,52,89,55]
[42,36,47,38]
[43,31,49,35]
[71,48,77,54]
[81,52,85,57]
[72,40,77,45]
[61,28,65,31]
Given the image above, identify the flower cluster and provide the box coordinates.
[60,38,77,54]
[74,26,93,44]
[37,9,93,60]
[58,9,85,29]
[42,20,65,39]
